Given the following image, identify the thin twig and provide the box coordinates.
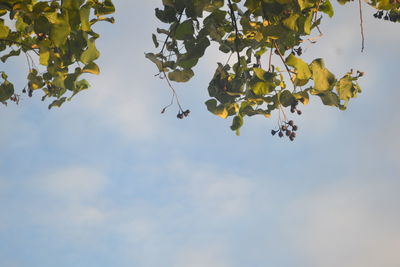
[272,40,296,89]
[227,0,241,72]
[268,47,273,72]
[358,0,365,52]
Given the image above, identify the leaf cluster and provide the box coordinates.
[0,0,115,108]
[148,0,398,135]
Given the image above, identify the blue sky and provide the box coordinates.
[1,1,399,267]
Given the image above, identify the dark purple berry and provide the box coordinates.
[271,130,277,136]
[292,125,298,131]
[288,120,294,126]
[286,130,292,136]
[297,110,302,115]
[278,131,284,138]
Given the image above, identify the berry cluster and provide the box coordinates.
[271,120,298,141]
[177,109,190,119]
[373,10,399,22]
[293,47,303,56]
[290,100,302,115]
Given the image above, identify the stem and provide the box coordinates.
[358,0,365,52]
[273,40,296,89]
[227,0,241,72]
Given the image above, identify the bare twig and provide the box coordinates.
[358,0,365,52]
[272,40,296,89]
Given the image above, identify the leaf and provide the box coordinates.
[320,0,334,17]
[81,37,100,64]
[309,59,336,92]
[318,91,339,107]
[152,34,159,48]
[83,62,100,75]
[285,53,312,81]
[175,20,194,40]
[230,115,243,135]
[145,53,164,71]
[252,81,274,96]
[39,48,50,66]
[205,99,229,119]
[0,19,10,38]
[0,80,14,101]
[168,69,194,82]
[48,97,67,109]
[279,90,297,107]
[336,75,358,101]
[282,14,300,32]
[50,13,71,46]
[79,4,91,32]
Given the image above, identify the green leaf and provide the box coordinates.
[282,14,300,32]
[230,115,243,135]
[79,4,91,32]
[152,34,159,48]
[175,20,194,40]
[320,0,334,17]
[310,59,336,92]
[81,37,100,64]
[318,91,339,107]
[50,13,71,46]
[279,90,297,107]
[0,19,10,38]
[83,62,100,75]
[285,54,312,81]
[252,81,274,96]
[336,75,358,101]
[0,80,14,101]
[205,99,229,119]
[168,69,194,82]
[48,97,67,109]
[39,48,50,66]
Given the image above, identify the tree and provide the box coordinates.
[0,0,115,109]
[0,1,398,140]
[146,0,399,139]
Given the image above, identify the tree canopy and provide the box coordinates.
[0,0,115,108]
[0,0,399,139]
[147,0,399,139]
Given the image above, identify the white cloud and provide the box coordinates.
[174,245,230,267]
[283,176,400,267]
[168,160,255,217]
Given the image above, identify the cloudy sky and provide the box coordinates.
[1,1,399,267]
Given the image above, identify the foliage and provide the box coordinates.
[147,0,399,138]
[0,0,115,109]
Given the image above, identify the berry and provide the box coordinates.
[278,131,284,138]
[288,120,294,126]
[271,130,277,136]
[292,125,298,131]
[183,109,190,117]
[286,130,292,136]
[290,107,295,113]
[281,125,288,131]
[290,132,296,138]
[289,136,295,141]
[177,113,183,119]
[297,110,302,115]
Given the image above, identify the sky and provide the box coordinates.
[0,1,399,267]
